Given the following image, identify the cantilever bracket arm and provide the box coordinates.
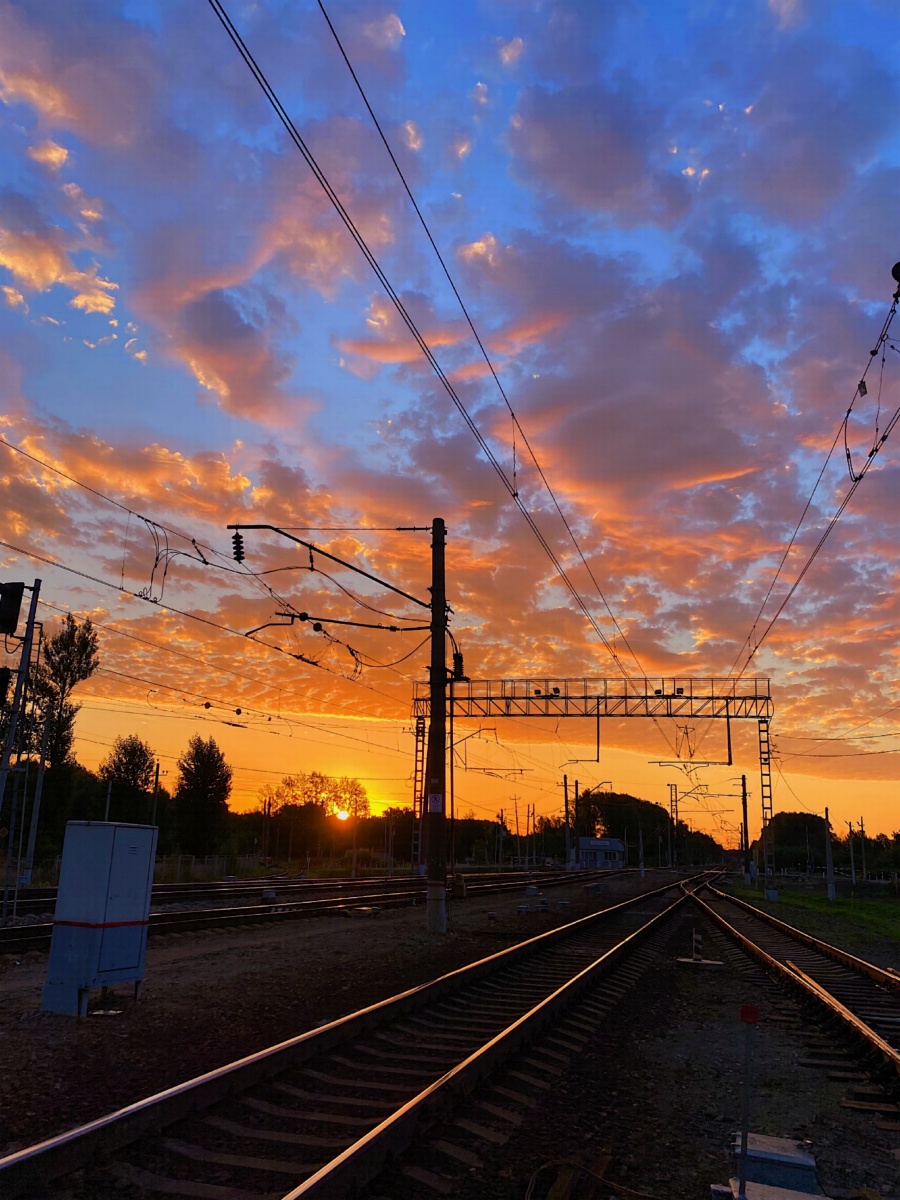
[227,524,430,609]
[277,610,429,634]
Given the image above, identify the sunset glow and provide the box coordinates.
[2,0,899,849]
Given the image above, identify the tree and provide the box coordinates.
[175,736,232,854]
[99,734,155,824]
[256,771,369,818]
[34,614,99,766]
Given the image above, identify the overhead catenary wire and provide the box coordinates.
[0,537,411,712]
[0,434,426,626]
[206,0,651,692]
[35,599,409,725]
[78,693,415,765]
[728,283,900,681]
[76,730,411,790]
[314,0,647,683]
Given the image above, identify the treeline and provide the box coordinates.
[751,811,900,875]
[0,615,379,869]
[8,732,234,863]
[531,788,723,865]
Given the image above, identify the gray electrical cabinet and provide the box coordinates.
[42,821,157,1016]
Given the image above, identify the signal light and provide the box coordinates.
[0,582,24,636]
[231,531,245,563]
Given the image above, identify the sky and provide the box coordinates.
[1,0,900,846]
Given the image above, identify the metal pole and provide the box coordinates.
[12,761,28,915]
[847,821,856,886]
[574,781,580,867]
[448,677,455,878]
[2,771,21,923]
[824,807,836,902]
[638,823,645,879]
[104,778,112,821]
[563,775,571,869]
[737,1004,760,1198]
[859,817,867,882]
[424,517,447,933]
[21,713,52,886]
[741,774,750,883]
[151,759,160,825]
[0,580,40,820]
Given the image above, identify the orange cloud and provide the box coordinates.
[27,141,69,171]
[0,193,117,312]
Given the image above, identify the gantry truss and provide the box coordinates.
[413,676,772,721]
[412,677,775,877]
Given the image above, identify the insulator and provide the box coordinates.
[231,531,245,563]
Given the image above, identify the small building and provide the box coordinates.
[578,836,625,869]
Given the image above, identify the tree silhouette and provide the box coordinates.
[99,734,155,823]
[175,736,232,854]
[34,614,99,766]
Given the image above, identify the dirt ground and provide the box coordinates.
[0,874,644,1156]
[1,874,897,1200]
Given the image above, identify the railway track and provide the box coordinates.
[694,883,900,1083]
[0,869,637,956]
[0,876,698,1199]
[5,868,606,917]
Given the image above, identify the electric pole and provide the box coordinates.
[847,821,856,886]
[741,774,751,883]
[151,759,161,826]
[0,580,40,821]
[573,780,580,867]
[824,807,836,902]
[563,775,571,870]
[859,816,867,882]
[424,518,448,934]
[513,796,521,866]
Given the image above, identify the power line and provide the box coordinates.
[77,695,413,764]
[206,0,650,690]
[1,433,427,629]
[1,537,410,712]
[75,731,410,787]
[728,282,900,679]
[314,0,647,682]
[36,597,414,735]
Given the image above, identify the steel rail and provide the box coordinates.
[691,889,900,1077]
[0,877,694,1196]
[4,867,632,921]
[0,869,643,954]
[784,961,900,1072]
[284,891,689,1198]
[707,881,900,991]
[0,891,424,955]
